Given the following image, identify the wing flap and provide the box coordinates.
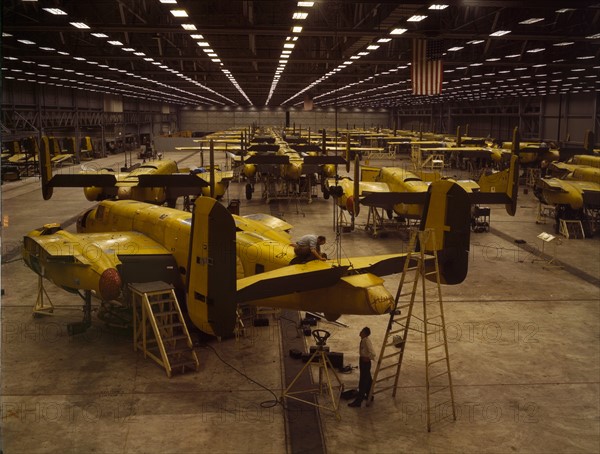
[237,264,349,303]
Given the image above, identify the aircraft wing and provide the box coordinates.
[303,156,347,165]
[136,174,209,187]
[236,263,350,302]
[245,154,290,165]
[336,254,408,276]
[48,174,117,187]
[242,213,293,232]
[360,191,427,208]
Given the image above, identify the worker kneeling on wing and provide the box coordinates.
[291,234,327,263]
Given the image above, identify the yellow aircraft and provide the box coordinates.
[329,154,519,225]
[534,155,600,231]
[23,179,474,338]
[39,143,233,206]
[241,133,340,201]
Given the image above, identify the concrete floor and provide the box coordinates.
[1,148,599,453]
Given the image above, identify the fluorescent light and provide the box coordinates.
[170,9,188,17]
[490,30,511,37]
[556,8,575,13]
[377,38,391,43]
[586,33,600,39]
[448,47,463,51]
[42,8,67,15]
[407,15,427,22]
[91,33,108,38]
[527,48,545,53]
[17,39,36,45]
[197,42,209,47]
[554,42,574,47]
[390,28,407,35]
[505,54,520,58]
[70,22,90,29]
[181,24,197,30]
[190,34,204,39]
[134,52,146,56]
[108,41,123,46]
[519,18,544,24]
[293,12,308,20]
[467,40,484,45]
[284,43,295,48]
[297,1,314,6]
[292,26,303,33]
[577,55,594,60]
[160,0,177,3]
[367,45,380,50]
[122,48,135,52]
[429,4,449,10]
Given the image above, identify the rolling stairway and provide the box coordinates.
[367,229,456,431]
[130,282,199,377]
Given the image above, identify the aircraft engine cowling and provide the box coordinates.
[98,268,122,300]
[346,196,360,216]
[84,186,108,201]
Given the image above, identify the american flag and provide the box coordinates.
[411,39,443,95]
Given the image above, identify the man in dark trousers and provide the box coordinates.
[349,326,377,407]
[291,234,326,263]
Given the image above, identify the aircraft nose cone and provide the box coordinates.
[99,268,122,300]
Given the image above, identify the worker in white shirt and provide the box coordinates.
[291,234,327,263]
[348,326,377,408]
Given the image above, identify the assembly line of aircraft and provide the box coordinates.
[17,124,600,341]
[22,129,489,338]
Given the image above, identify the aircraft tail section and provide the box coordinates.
[186,197,237,338]
[419,180,471,285]
[475,154,520,215]
[40,137,54,200]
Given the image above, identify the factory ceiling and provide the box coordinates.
[2,1,599,109]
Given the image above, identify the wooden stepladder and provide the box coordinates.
[367,229,456,431]
[131,282,199,378]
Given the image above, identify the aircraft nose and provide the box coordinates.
[98,268,122,300]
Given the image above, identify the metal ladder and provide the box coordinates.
[131,282,199,378]
[367,229,456,431]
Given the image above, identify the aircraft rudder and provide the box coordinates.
[420,180,471,285]
[186,198,237,337]
[40,137,54,200]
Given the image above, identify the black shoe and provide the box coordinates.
[348,400,362,408]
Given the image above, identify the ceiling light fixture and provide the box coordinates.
[42,8,67,15]
[490,30,511,37]
[70,22,90,29]
[170,9,188,17]
[519,18,544,24]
